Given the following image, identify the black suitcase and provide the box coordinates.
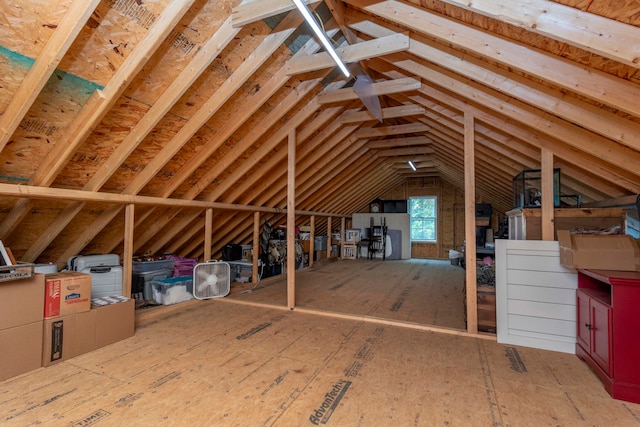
[221,244,242,261]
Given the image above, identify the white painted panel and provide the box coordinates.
[508,328,576,345]
[508,299,576,321]
[507,314,575,337]
[496,239,578,354]
[508,243,558,256]
[507,269,577,289]
[506,330,576,354]
[508,284,576,305]
[505,253,572,273]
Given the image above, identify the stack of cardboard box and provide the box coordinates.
[0,274,45,381]
[1,272,135,381]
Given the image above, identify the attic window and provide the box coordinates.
[409,196,437,242]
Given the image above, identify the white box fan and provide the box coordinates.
[192,261,230,299]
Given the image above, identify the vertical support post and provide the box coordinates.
[253,211,260,284]
[326,216,332,259]
[287,130,296,310]
[123,203,134,298]
[464,112,478,334]
[541,148,555,241]
[309,215,315,268]
[204,208,213,261]
[340,217,346,259]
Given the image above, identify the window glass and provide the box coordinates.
[409,197,437,241]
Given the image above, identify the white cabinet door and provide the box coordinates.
[496,239,578,353]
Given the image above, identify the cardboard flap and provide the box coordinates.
[558,231,640,271]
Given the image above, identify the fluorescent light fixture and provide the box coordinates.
[408,160,417,171]
[292,0,351,78]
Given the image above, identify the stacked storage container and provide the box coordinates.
[131,259,175,302]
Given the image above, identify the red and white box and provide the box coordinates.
[44,272,91,318]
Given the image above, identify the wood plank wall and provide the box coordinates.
[376,177,465,259]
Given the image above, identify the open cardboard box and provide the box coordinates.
[558,230,640,271]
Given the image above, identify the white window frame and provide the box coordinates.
[409,196,437,242]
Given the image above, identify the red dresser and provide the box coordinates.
[576,269,640,404]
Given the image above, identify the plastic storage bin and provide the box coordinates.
[314,235,328,251]
[133,259,175,273]
[150,276,193,305]
[132,267,174,300]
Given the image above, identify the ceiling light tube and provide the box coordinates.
[408,160,417,171]
[292,0,351,78]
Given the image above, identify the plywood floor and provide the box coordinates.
[229,258,467,331]
[2,260,640,426]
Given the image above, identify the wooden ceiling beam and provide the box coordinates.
[392,160,436,170]
[387,155,434,163]
[231,0,319,28]
[145,80,331,254]
[298,150,380,211]
[223,114,358,205]
[317,77,421,104]
[410,92,635,197]
[353,20,640,152]
[0,0,101,153]
[377,62,640,191]
[203,82,341,203]
[187,79,326,200]
[86,18,243,193]
[40,0,197,187]
[435,0,640,70]
[297,139,371,199]
[7,0,198,259]
[308,158,392,213]
[339,104,425,123]
[145,93,351,255]
[347,3,640,118]
[0,0,196,241]
[390,90,608,209]
[57,15,322,261]
[286,33,409,75]
[411,84,640,195]
[366,136,431,149]
[227,110,360,207]
[327,166,404,215]
[374,146,435,157]
[353,122,429,138]
[130,29,309,198]
[26,25,293,261]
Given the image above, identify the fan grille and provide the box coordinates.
[193,261,230,299]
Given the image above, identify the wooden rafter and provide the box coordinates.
[433,0,640,69]
[339,104,425,123]
[0,0,101,153]
[346,3,640,117]
[317,77,421,103]
[285,32,410,75]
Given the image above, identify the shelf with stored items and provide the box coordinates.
[462,245,497,333]
[575,269,640,404]
[507,207,638,240]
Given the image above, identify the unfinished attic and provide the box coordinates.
[2,0,640,423]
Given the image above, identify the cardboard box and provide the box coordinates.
[94,299,135,348]
[42,310,96,367]
[44,272,91,318]
[41,299,134,367]
[0,321,43,381]
[558,230,640,271]
[0,274,44,330]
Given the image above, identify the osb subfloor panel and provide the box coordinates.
[229,258,467,330]
[2,300,640,426]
